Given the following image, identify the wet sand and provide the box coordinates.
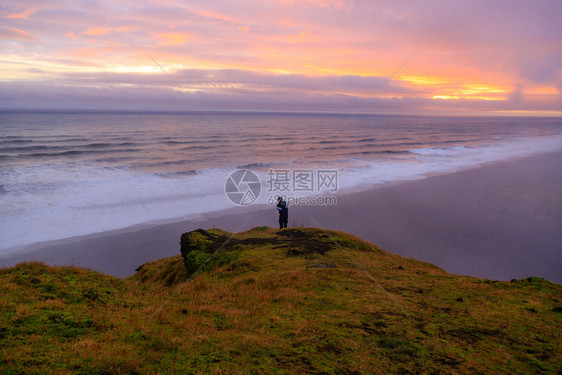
[1,151,561,283]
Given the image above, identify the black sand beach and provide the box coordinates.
[2,151,561,283]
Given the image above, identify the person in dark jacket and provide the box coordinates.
[276,196,288,229]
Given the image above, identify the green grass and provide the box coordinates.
[1,227,561,374]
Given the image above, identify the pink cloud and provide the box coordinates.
[0,27,36,41]
[4,8,37,19]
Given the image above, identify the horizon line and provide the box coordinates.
[2,107,561,118]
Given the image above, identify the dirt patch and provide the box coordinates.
[446,327,503,345]
[276,229,334,256]
[306,263,338,269]
[180,229,278,256]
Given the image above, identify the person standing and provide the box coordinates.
[276,196,288,229]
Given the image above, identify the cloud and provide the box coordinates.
[1,71,560,114]
[1,0,561,114]
[518,55,562,86]
[154,32,191,45]
[3,8,37,19]
[83,27,110,36]
[0,79,417,112]
[0,27,36,41]
[6,67,416,97]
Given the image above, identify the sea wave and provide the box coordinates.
[0,139,33,144]
[0,164,236,252]
[23,148,141,159]
[408,145,473,156]
[237,162,278,169]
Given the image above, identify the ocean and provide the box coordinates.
[1,111,562,254]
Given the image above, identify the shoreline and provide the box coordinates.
[1,150,561,283]
[1,148,553,257]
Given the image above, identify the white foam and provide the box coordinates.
[408,145,473,156]
[338,134,562,191]
[0,165,238,253]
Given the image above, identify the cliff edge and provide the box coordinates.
[1,227,560,374]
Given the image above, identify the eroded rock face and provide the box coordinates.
[180,229,230,277]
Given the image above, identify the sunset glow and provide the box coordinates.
[1,0,561,115]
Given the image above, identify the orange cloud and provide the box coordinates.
[286,28,324,43]
[116,26,135,32]
[524,86,559,95]
[155,32,190,45]
[4,8,36,19]
[273,0,345,9]
[67,26,137,40]
[83,27,110,36]
[192,9,234,23]
[0,28,36,41]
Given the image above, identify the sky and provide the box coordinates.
[1,0,561,115]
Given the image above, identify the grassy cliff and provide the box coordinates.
[1,227,561,374]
